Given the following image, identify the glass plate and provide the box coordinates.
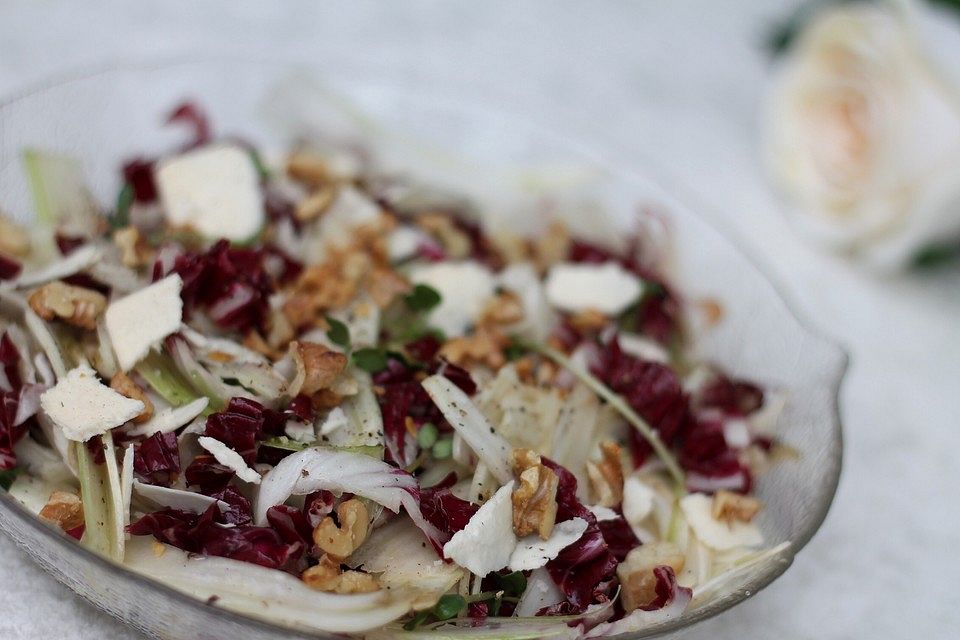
[0,58,846,640]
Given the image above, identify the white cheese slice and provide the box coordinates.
[622,475,656,526]
[508,517,589,571]
[285,420,317,443]
[155,143,265,241]
[680,493,763,551]
[198,436,262,485]
[617,332,670,364]
[443,481,516,576]
[408,261,496,337]
[587,505,619,522]
[40,364,145,442]
[544,261,643,316]
[316,186,382,251]
[105,274,184,371]
[388,225,428,263]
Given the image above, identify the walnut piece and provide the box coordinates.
[302,554,380,594]
[617,542,686,613]
[38,491,84,532]
[510,448,559,539]
[439,327,508,370]
[295,185,338,223]
[113,226,154,268]
[28,281,107,330]
[479,290,525,326]
[312,498,370,560]
[416,212,472,259]
[286,151,333,186]
[586,441,625,508]
[0,214,31,258]
[711,490,762,524]
[110,372,154,423]
[292,341,349,397]
[365,266,411,309]
[532,221,570,273]
[568,308,608,333]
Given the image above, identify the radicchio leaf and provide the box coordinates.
[167,102,211,149]
[128,502,305,571]
[0,254,23,281]
[418,473,479,554]
[184,454,234,495]
[597,515,641,562]
[133,431,181,486]
[203,397,281,466]
[540,458,618,614]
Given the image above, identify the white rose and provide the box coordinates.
[763,0,960,269]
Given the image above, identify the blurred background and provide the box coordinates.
[0,1,957,638]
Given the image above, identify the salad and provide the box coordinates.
[0,102,791,638]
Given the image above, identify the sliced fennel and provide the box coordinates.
[532,343,686,488]
[124,536,417,634]
[73,430,125,562]
[135,350,212,410]
[329,369,385,451]
[22,149,98,226]
[421,374,513,485]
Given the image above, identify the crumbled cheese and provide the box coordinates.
[285,420,317,443]
[316,186,382,251]
[318,406,348,436]
[443,482,516,575]
[680,493,763,551]
[155,144,265,241]
[622,475,656,526]
[105,274,183,371]
[544,262,643,315]
[617,332,670,364]
[587,505,619,522]
[40,364,144,442]
[508,517,588,571]
[198,436,262,485]
[722,417,752,449]
[409,261,496,337]
[388,225,428,263]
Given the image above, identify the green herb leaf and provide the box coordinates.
[248,148,271,181]
[325,316,351,349]
[491,570,527,597]
[912,243,960,269]
[503,336,528,362]
[113,183,134,229]
[404,284,442,312]
[0,467,21,491]
[402,610,432,631]
[432,594,466,621]
[352,347,388,373]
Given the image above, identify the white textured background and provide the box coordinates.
[1,2,958,639]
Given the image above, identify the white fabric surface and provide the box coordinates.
[0,1,957,639]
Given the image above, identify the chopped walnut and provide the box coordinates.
[365,266,411,309]
[416,212,472,259]
[532,221,571,272]
[313,498,370,560]
[510,448,559,539]
[302,554,380,594]
[586,441,624,508]
[439,327,508,370]
[568,308,608,333]
[617,542,686,613]
[286,151,333,186]
[292,341,349,397]
[711,490,762,524]
[295,185,338,223]
[479,290,525,326]
[113,226,154,268]
[283,251,371,328]
[110,372,154,423]
[310,388,344,410]
[28,281,107,330]
[0,215,31,258]
[490,231,530,265]
[38,491,84,533]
